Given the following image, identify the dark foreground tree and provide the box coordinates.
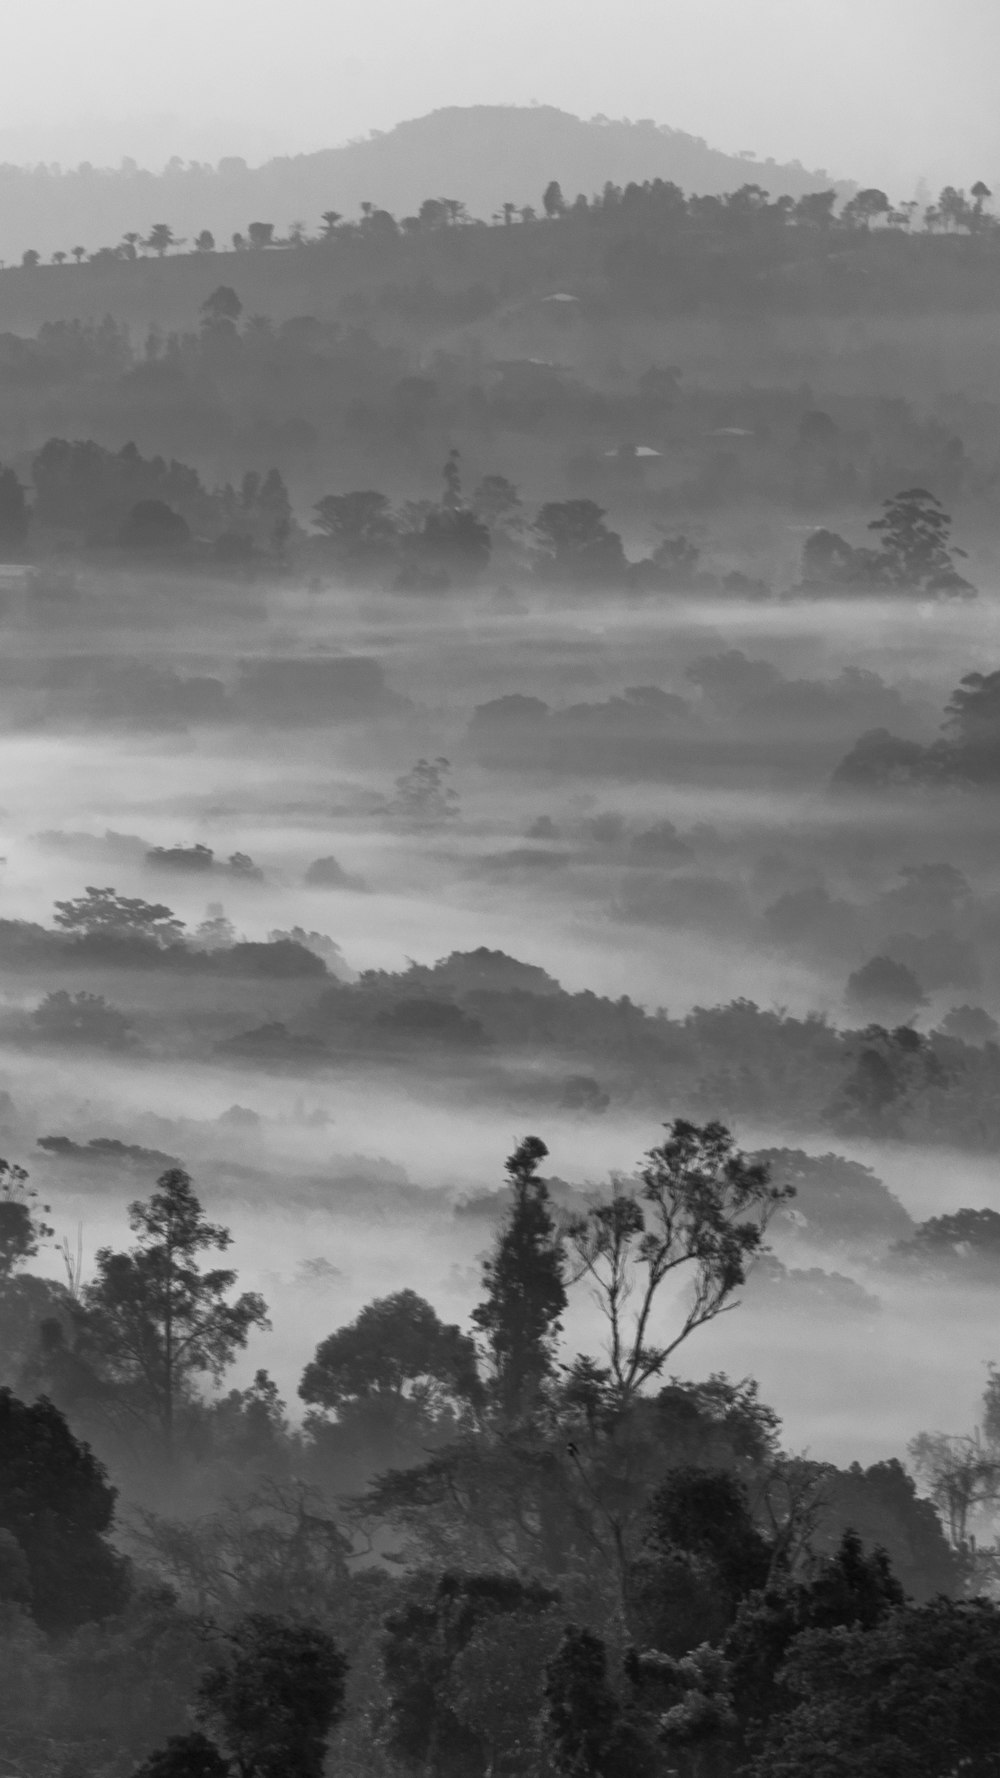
[0,1160,52,1279]
[196,1614,347,1778]
[544,1624,658,1778]
[133,1733,230,1778]
[756,1597,1000,1777]
[0,1388,129,1631]
[383,1571,559,1778]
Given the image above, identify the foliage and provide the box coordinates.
[196,1613,348,1778]
[0,1161,52,1280]
[566,1120,790,1406]
[0,1387,130,1632]
[471,1136,567,1418]
[53,885,186,947]
[80,1169,269,1455]
[755,1597,1000,1776]
[544,1624,658,1777]
[382,1570,559,1778]
[300,1290,480,1469]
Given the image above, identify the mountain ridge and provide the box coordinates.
[0,105,848,263]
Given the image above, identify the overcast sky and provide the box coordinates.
[2,0,997,192]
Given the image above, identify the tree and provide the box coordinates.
[721,1529,905,1757]
[383,1572,558,1778]
[841,187,890,229]
[444,1608,563,1775]
[544,1625,657,1778]
[566,1120,790,1409]
[21,248,40,269]
[201,285,242,330]
[533,500,628,586]
[543,180,566,218]
[299,1290,480,1468]
[868,487,974,594]
[133,1733,231,1778]
[71,245,86,264]
[754,1597,1000,1777]
[0,1388,129,1631]
[256,467,292,553]
[145,224,178,256]
[844,955,927,1024]
[472,1137,567,1419]
[389,757,460,826]
[0,463,29,550]
[53,250,67,265]
[794,190,837,229]
[320,210,342,237]
[246,222,275,249]
[907,1429,1000,1550]
[0,1161,52,1280]
[971,180,993,226]
[54,885,185,947]
[471,474,521,530]
[313,489,397,565]
[80,1169,269,1456]
[197,1614,347,1778]
[119,498,190,552]
[31,989,134,1049]
[632,1467,772,1656]
[194,230,216,252]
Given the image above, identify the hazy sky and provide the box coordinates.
[2,0,998,191]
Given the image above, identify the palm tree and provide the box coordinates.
[144,223,176,256]
[320,210,341,237]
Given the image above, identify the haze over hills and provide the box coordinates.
[0,105,848,264]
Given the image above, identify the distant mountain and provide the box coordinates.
[0,106,846,263]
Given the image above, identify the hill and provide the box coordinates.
[0,105,845,264]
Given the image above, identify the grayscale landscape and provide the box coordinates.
[2,7,1000,1774]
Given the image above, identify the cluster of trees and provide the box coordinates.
[14,177,997,270]
[0,430,292,560]
[801,487,975,597]
[313,468,973,597]
[2,1127,998,1774]
[835,658,1000,790]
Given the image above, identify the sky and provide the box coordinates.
[1,0,998,192]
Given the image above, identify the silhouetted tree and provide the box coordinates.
[0,1388,129,1631]
[0,1162,52,1280]
[300,1290,480,1467]
[119,498,190,553]
[472,1136,567,1418]
[566,1121,788,1408]
[196,1614,347,1778]
[0,463,29,550]
[80,1169,269,1456]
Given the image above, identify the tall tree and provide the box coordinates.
[472,1137,567,1419]
[80,1169,269,1457]
[566,1120,789,1408]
